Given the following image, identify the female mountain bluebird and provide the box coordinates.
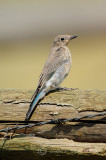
[25,35,77,121]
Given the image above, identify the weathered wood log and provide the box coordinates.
[0,89,106,159]
[0,89,106,142]
[0,136,106,160]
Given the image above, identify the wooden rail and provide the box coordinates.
[0,89,106,159]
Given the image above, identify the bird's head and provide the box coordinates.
[53,35,77,46]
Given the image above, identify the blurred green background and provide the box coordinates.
[0,0,106,90]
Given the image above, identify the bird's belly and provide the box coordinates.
[45,62,71,89]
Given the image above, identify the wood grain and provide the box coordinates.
[0,89,106,159]
[0,89,106,142]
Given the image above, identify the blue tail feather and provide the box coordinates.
[32,92,42,107]
[25,92,42,121]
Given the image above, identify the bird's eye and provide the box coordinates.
[61,38,64,41]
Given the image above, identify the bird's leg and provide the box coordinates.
[56,87,79,91]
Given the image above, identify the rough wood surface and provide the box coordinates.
[0,89,106,159]
[0,136,106,160]
[0,89,106,142]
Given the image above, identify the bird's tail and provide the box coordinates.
[25,91,44,121]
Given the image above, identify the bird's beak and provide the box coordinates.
[70,36,77,40]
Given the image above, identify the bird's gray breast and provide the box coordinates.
[45,47,72,88]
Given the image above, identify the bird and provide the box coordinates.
[25,34,77,121]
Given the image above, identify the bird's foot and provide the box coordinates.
[56,87,79,91]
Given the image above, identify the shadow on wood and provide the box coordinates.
[0,89,106,159]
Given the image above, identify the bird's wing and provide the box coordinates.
[31,47,67,99]
[26,47,69,121]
